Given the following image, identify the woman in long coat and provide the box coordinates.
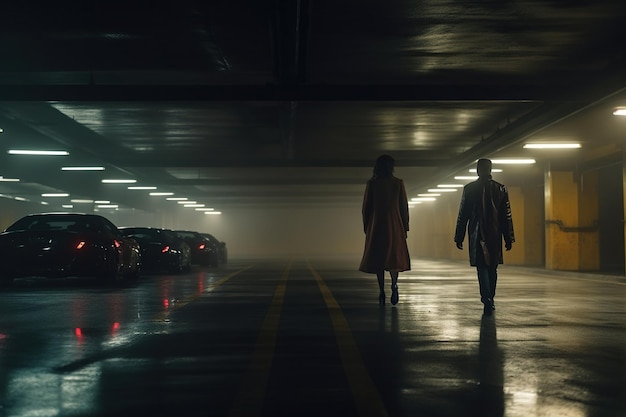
[359,154,410,305]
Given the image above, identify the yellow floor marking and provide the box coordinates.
[156,265,254,322]
[229,263,291,417]
[308,261,390,417]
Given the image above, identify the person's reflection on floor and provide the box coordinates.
[476,315,504,417]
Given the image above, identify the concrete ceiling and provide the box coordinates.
[1,0,626,214]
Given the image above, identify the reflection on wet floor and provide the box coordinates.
[0,258,624,417]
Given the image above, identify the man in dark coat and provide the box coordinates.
[454,158,515,315]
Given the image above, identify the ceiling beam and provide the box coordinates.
[0,83,554,102]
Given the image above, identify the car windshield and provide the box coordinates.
[6,216,101,233]
[121,228,158,240]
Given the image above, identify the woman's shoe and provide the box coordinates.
[379,291,386,305]
[391,285,399,305]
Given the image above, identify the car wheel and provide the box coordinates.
[170,255,184,274]
[102,252,123,285]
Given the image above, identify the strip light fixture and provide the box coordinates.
[613,107,626,116]
[490,158,536,164]
[9,150,69,156]
[428,188,457,193]
[41,193,69,197]
[102,179,136,184]
[62,166,105,171]
[523,143,581,149]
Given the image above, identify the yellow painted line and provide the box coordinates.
[156,265,254,322]
[229,263,291,417]
[308,262,390,417]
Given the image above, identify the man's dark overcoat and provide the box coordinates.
[454,176,515,266]
[359,176,410,273]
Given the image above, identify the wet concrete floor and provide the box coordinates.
[0,258,624,417]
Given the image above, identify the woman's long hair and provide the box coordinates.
[372,154,395,179]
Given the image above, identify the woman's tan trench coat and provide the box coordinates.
[359,175,410,273]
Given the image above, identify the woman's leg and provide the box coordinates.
[390,271,399,305]
[390,271,398,288]
[377,270,385,304]
[376,270,385,293]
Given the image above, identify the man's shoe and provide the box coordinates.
[483,303,493,316]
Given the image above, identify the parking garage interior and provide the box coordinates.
[1,1,626,416]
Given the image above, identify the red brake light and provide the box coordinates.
[113,240,121,248]
[161,245,170,253]
[76,241,86,250]
[198,243,206,250]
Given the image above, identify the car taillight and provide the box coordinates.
[198,243,206,250]
[161,245,170,253]
[114,240,121,248]
[76,241,86,250]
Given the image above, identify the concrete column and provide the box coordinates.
[544,169,599,271]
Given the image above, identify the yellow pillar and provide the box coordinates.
[544,169,599,271]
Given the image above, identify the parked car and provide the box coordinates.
[200,233,227,264]
[119,227,191,274]
[0,212,140,286]
[174,230,219,267]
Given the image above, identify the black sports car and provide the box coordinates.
[0,213,141,286]
[119,227,191,273]
[174,230,219,267]
[201,233,228,264]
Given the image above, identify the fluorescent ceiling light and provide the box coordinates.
[417,193,440,197]
[523,143,581,149]
[178,200,196,204]
[184,204,205,208]
[437,184,464,188]
[94,200,110,204]
[14,197,27,201]
[128,186,157,190]
[41,193,69,197]
[428,188,457,192]
[613,107,626,116]
[8,149,69,156]
[62,205,74,209]
[71,199,94,203]
[97,205,118,209]
[455,176,478,180]
[61,166,105,171]
[195,208,215,211]
[469,168,502,173]
[102,179,136,184]
[0,177,20,182]
[149,192,174,196]
[167,197,187,201]
[490,158,536,164]
[40,202,49,205]
[204,211,222,215]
